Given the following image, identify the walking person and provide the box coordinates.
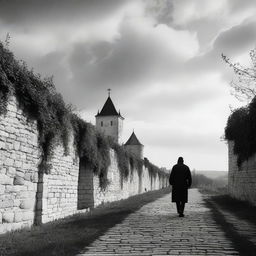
[169,157,192,217]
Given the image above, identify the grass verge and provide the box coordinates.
[0,188,170,256]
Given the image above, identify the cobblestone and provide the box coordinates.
[77,189,239,255]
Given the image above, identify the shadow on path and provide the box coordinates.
[205,197,256,256]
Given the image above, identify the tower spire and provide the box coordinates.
[107,88,111,97]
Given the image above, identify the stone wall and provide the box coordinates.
[87,150,166,207]
[0,96,40,233]
[40,137,83,224]
[77,161,94,210]
[228,141,256,206]
[0,95,168,234]
[93,149,141,206]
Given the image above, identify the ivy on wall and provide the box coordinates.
[0,42,168,189]
[225,96,256,167]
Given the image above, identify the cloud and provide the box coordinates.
[185,18,256,79]
[214,19,256,56]
[65,18,199,109]
[228,0,256,15]
[171,0,228,26]
[0,0,130,26]
[145,0,174,25]
[0,0,252,170]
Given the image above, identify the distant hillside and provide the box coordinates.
[195,171,228,180]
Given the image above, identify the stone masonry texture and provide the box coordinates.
[0,96,40,234]
[0,95,168,234]
[77,189,239,256]
[228,141,256,206]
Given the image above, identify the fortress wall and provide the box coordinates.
[0,95,169,234]
[40,138,82,224]
[228,141,256,205]
[92,153,169,207]
[93,150,150,206]
[141,166,151,192]
[0,96,40,234]
[93,149,128,206]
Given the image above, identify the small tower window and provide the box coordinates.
[101,121,103,127]
[110,121,113,126]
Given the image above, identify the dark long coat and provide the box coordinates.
[169,163,192,203]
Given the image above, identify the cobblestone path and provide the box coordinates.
[77,189,239,256]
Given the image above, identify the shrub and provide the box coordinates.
[71,115,111,190]
[225,96,256,167]
[225,107,250,166]
[0,42,72,168]
[0,67,12,114]
[0,45,14,114]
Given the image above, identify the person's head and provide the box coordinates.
[177,157,184,164]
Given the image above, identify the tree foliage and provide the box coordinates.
[225,98,256,166]
[223,48,256,166]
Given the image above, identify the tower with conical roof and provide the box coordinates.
[125,131,144,159]
[96,89,124,144]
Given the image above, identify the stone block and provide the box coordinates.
[16,169,24,178]
[17,191,30,199]
[22,163,31,170]
[27,183,37,191]
[6,103,16,113]
[31,172,38,183]
[7,167,16,176]
[0,185,5,194]
[13,176,25,185]
[5,185,22,193]
[50,198,57,204]
[0,224,7,234]
[30,134,38,145]
[20,199,34,210]
[15,160,22,168]
[24,172,32,181]
[22,211,34,221]
[6,143,13,150]
[0,130,8,138]
[14,141,20,151]
[0,174,12,185]
[21,146,33,154]
[0,140,5,149]
[5,158,14,166]
[14,211,23,223]
[13,199,21,207]
[2,211,14,223]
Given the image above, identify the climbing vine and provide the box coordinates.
[0,43,73,172]
[0,42,168,189]
[0,45,13,114]
[144,158,158,178]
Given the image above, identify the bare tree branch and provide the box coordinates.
[222,48,256,102]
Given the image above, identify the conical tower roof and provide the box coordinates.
[96,96,123,118]
[125,131,143,146]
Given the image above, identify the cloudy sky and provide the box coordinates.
[1,0,256,171]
